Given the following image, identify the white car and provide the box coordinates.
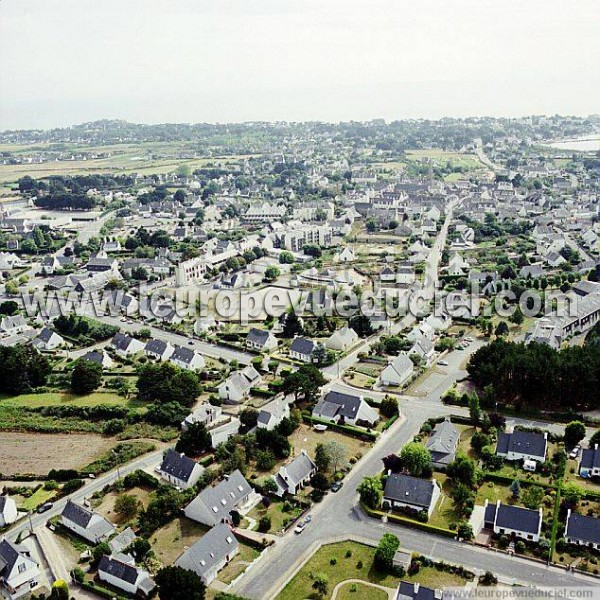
[438,360,448,366]
[294,522,306,534]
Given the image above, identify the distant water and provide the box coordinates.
[545,137,600,152]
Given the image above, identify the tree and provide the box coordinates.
[128,537,152,560]
[49,580,69,600]
[374,533,400,572]
[239,408,259,429]
[380,396,399,418]
[0,301,19,316]
[510,479,521,498]
[322,440,347,473]
[468,392,481,425]
[114,494,139,520]
[258,515,271,532]
[450,482,472,513]
[279,251,294,264]
[562,482,583,507]
[399,443,431,477]
[311,472,330,491]
[457,522,473,540]
[314,443,330,472]
[156,565,206,600]
[264,265,280,282]
[357,475,383,509]
[92,542,111,567]
[447,455,477,488]
[282,311,303,338]
[176,422,212,456]
[71,360,102,395]
[521,485,544,509]
[348,315,374,338]
[510,307,524,325]
[589,429,600,448]
[282,364,326,403]
[312,573,329,597]
[564,421,586,448]
[470,432,490,454]
[255,450,276,471]
[495,321,509,337]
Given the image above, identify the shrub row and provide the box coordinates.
[301,412,378,441]
[361,503,455,538]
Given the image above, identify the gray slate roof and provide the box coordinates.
[496,430,547,460]
[566,511,600,545]
[314,390,362,420]
[383,474,436,509]
[396,581,441,600]
[290,337,315,356]
[98,555,138,584]
[485,502,541,535]
[160,449,201,483]
[580,447,600,470]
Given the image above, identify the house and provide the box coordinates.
[157,449,204,489]
[336,247,356,263]
[289,337,317,363]
[144,338,174,361]
[111,333,145,356]
[396,264,416,286]
[85,256,119,272]
[174,523,239,585]
[380,266,396,283]
[169,346,205,370]
[380,355,414,387]
[209,417,241,449]
[312,390,378,427]
[106,290,139,316]
[108,527,136,555]
[483,500,543,542]
[257,398,290,430]
[383,473,440,517]
[544,251,566,268]
[218,365,261,404]
[82,350,113,369]
[579,445,600,478]
[495,430,547,463]
[184,470,253,527]
[425,419,459,470]
[519,265,544,279]
[0,496,18,527]
[31,328,64,351]
[246,328,278,352]
[101,240,122,253]
[324,326,358,351]
[273,450,317,496]
[564,509,600,550]
[406,338,434,365]
[181,403,222,430]
[60,500,115,544]
[0,538,40,599]
[98,555,155,598]
[395,581,442,600]
[0,316,30,337]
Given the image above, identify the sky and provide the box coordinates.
[1,0,599,130]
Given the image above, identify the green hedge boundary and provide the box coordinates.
[482,471,558,490]
[361,502,456,538]
[79,581,129,600]
[301,412,378,441]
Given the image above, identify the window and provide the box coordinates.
[18,563,27,574]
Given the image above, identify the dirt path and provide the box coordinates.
[331,578,397,600]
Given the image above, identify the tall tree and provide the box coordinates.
[155,566,206,600]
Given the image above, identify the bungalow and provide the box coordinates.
[0,496,18,527]
[98,555,155,598]
[169,346,205,370]
[519,265,544,279]
[380,355,414,387]
[579,445,600,478]
[406,338,434,365]
[544,251,566,268]
[209,417,241,449]
[395,581,442,600]
[289,337,317,363]
[425,419,459,470]
[31,328,64,351]
[273,450,317,496]
[312,390,378,427]
[175,523,239,585]
[495,430,547,463]
[383,473,440,517]
[157,449,204,489]
[181,403,222,431]
[184,470,253,527]
[82,350,113,369]
[0,316,30,337]
[106,290,139,317]
[324,326,358,351]
[396,264,416,286]
[257,398,290,430]
[101,240,122,253]
[144,338,174,361]
[336,247,356,263]
[60,500,115,544]
[0,538,40,600]
[111,333,145,356]
[564,509,600,550]
[246,328,278,352]
[483,500,543,542]
[217,365,261,404]
[380,266,396,283]
[85,256,119,273]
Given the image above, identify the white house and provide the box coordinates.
[564,509,600,550]
[380,354,414,387]
[182,403,222,431]
[289,337,317,363]
[312,390,378,427]
[324,326,358,351]
[169,346,206,370]
[31,328,64,351]
[218,365,261,404]
[0,316,30,337]
[483,500,543,542]
[495,430,547,463]
[157,449,205,489]
[273,450,317,496]
[0,538,40,599]
[111,333,145,356]
[383,474,440,517]
[82,350,113,369]
[98,555,155,598]
[336,247,356,263]
[0,497,18,527]
[257,398,290,430]
[60,500,115,544]
[144,338,174,361]
[175,523,239,585]
[246,328,278,352]
[209,417,241,449]
[579,445,600,478]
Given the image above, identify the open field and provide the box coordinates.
[150,516,208,565]
[278,541,469,600]
[94,486,154,526]
[0,432,115,475]
[0,391,142,409]
[288,424,371,462]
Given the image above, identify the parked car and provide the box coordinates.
[38,502,53,514]
[331,481,344,493]
[304,515,312,524]
[294,522,306,534]
[437,360,448,366]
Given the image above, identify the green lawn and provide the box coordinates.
[564,459,600,493]
[336,581,389,600]
[475,480,513,505]
[429,474,461,529]
[0,391,143,409]
[217,542,260,584]
[277,541,469,600]
[248,500,302,534]
[151,517,209,565]
[19,487,56,511]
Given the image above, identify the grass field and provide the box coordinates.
[287,424,371,463]
[217,542,260,584]
[278,541,469,600]
[336,581,389,600]
[0,391,142,409]
[151,517,208,565]
[18,487,56,511]
[94,486,154,526]
[248,499,303,534]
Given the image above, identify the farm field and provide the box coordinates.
[0,431,115,475]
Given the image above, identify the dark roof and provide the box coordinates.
[496,430,547,459]
[566,511,600,545]
[98,555,138,584]
[581,447,600,470]
[247,328,269,345]
[171,346,196,364]
[396,581,441,600]
[145,338,169,355]
[62,500,93,528]
[82,350,104,365]
[290,337,315,355]
[318,391,362,419]
[37,327,56,343]
[112,332,136,351]
[0,539,28,576]
[383,473,436,509]
[160,449,200,483]
[486,502,541,535]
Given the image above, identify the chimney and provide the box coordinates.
[414,583,420,594]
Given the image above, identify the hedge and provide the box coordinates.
[361,502,456,538]
[482,471,557,490]
[301,413,378,441]
[79,581,128,600]
[251,387,276,398]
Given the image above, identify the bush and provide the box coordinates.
[258,515,271,533]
